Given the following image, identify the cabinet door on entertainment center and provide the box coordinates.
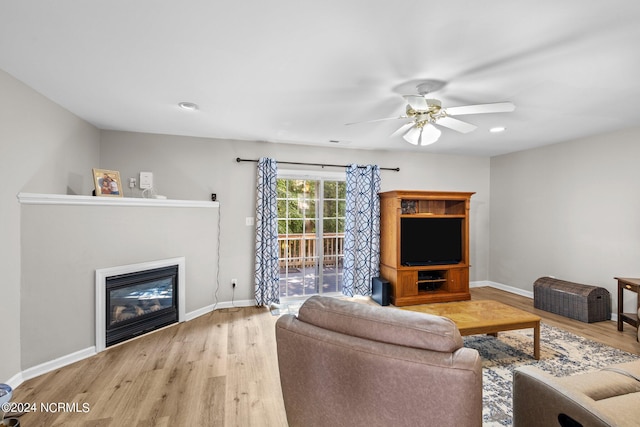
[398,271,418,297]
[447,268,468,293]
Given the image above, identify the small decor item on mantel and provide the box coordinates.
[92,168,123,197]
[401,199,416,214]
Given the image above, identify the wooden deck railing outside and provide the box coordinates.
[278,233,344,268]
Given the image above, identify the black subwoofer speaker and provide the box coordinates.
[371,277,390,306]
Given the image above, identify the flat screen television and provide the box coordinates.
[400,217,463,266]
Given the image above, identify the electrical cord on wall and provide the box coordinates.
[211,200,221,313]
[211,198,241,313]
[211,200,241,313]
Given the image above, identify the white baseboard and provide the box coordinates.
[185,299,255,321]
[186,304,217,321]
[471,280,534,299]
[4,372,24,390]
[17,346,97,388]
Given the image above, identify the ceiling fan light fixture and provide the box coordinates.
[420,124,441,146]
[402,126,422,145]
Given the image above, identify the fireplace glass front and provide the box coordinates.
[105,264,179,347]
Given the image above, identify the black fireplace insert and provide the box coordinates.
[105,264,179,347]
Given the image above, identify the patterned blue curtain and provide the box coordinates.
[255,157,280,306]
[342,164,381,296]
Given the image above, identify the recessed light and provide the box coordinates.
[489,126,506,133]
[178,102,199,111]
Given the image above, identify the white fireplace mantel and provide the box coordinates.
[17,192,219,208]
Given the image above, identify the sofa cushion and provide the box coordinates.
[513,361,640,427]
[296,295,463,352]
[555,360,640,401]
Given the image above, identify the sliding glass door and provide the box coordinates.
[277,174,346,299]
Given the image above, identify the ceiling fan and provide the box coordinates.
[347,80,515,146]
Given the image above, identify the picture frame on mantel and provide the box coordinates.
[92,168,123,197]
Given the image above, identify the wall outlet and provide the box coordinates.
[129,177,136,188]
[231,278,237,288]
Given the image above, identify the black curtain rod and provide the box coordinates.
[235,157,400,172]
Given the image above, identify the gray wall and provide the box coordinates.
[100,131,492,304]
[490,128,640,312]
[20,203,218,369]
[0,69,100,383]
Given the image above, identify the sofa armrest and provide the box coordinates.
[513,366,614,427]
[297,295,462,352]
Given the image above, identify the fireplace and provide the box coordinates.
[106,264,178,347]
[96,258,185,352]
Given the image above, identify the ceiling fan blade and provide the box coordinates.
[436,117,477,134]
[345,116,407,126]
[446,102,515,116]
[390,122,415,138]
[403,95,428,111]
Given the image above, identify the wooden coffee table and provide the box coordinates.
[402,300,541,360]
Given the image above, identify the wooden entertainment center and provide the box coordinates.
[379,190,474,307]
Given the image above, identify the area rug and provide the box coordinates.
[469,323,639,426]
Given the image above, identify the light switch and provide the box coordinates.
[246,217,255,226]
[140,172,153,189]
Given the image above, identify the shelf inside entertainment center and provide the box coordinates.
[379,190,475,307]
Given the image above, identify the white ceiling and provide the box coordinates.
[2,1,640,156]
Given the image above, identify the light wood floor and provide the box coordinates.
[9,287,640,426]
